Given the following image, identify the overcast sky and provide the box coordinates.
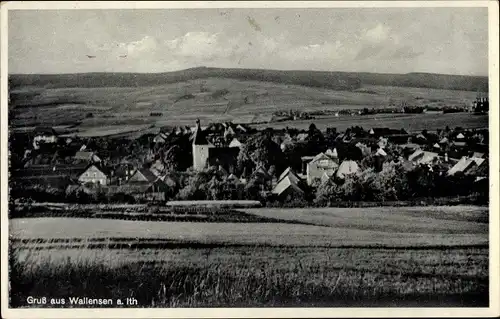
[9,8,488,75]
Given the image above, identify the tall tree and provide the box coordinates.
[237,133,284,172]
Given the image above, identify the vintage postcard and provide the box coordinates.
[1,1,499,318]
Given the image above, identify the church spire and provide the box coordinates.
[192,119,209,145]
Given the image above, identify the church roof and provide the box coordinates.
[192,121,210,145]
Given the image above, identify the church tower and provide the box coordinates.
[192,119,212,170]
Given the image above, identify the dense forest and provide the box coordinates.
[9,67,488,92]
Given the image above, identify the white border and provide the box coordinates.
[1,1,499,318]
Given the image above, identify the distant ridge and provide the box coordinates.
[9,67,488,92]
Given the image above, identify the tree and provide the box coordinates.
[305,123,326,155]
[237,133,284,172]
[315,179,342,206]
[406,164,436,197]
[176,169,215,200]
[283,141,307,173]
[340,174,364,201]
[163,145,182,171]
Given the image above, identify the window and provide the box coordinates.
[318,159,332,168]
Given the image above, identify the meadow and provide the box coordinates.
[10,245,488,307]
[9,206,489,307]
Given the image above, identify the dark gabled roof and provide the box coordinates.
[370,128,400,136]
[465,159,488,177]
[34,126,58,136]
[128,168,158,183]
[74,151,97,161]
[251,165,272,180]
[206,122,226,133]
[208,147,239,169]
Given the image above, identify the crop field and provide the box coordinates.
[62,124,153,138]
[9,76,487,135]
[9,206,489,307]
[254,113,489,132]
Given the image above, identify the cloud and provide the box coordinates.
[282,40,346,63]
[387,45,424,60]
[82,27,426,73]
[120,35,158,56]
[354,23,422,62]
[354,43,386,61]
[364,23,391,43]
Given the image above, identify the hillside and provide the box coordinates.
[9,67,488,92]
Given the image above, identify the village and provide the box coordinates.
[9,102,489,207]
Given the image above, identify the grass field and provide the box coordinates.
[10,206,488,248]
[10,246,488,307]
[9,206,489,307]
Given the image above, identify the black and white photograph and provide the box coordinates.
[1,1,498,317]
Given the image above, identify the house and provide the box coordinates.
[207,147,240,173]
[118,179,167,202]
[336,160,360,179]
[227,173,240,183]
[306,152,339,185]
[402,143,421,152]
[153,132,169,143]
[120,168,168,201]
[378,137,388,149]
[280,138,295,152]
[325,148,338,158]
[369,128,407,138]
[127,168,158,184]
[192,119,214,170]
[447,156,485,176]
[465,159,488,179]
[271,176,304,199]
[248,165,273,190]
[415,133,427,144]
[192,119,242,171]
[320,171,335,184]
[78,164,110,186]
[251,165,273,180]
[408,150,440,165]
[33,127,58,149]
[387,134,411,145]
[150,159,166,177]
[74,151,101,163]
[223,123,237,138]
[112,163,135,185]
[278,167,302,185]
[236,124,252,134]
[296,133,309,142]
[453,141,467,148]
[439,137,450,145]
[375,148,387,157]
[229,137,245,149]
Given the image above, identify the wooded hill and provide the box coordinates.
[9,67,488,92]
